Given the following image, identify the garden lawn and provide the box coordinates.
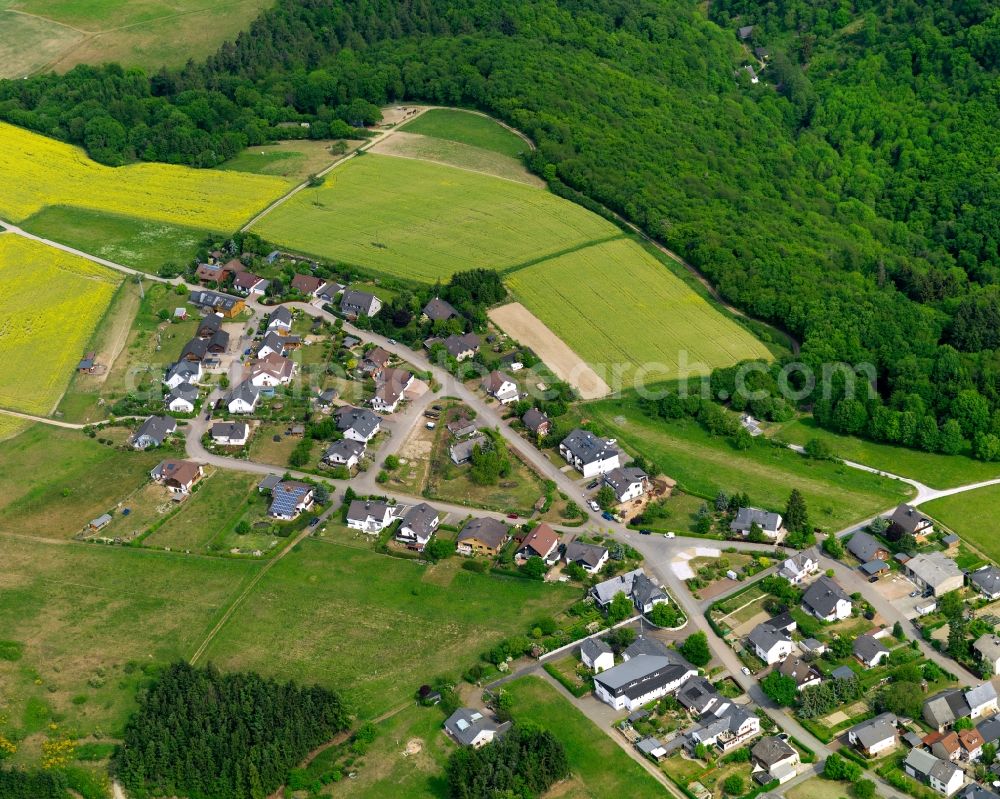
[922,485,1000,566]
[506,237,773,386]
[0,121,290,229]
[505,676,666,798]
[0,236,120,414]
[0,425,163,539]
[252,153,618,283]
[399,108,528,157]
[0,534,260,748]
[585,401,912,531]
[774,418,1000,489]
[200,538,579,717]
[20,206,206,274]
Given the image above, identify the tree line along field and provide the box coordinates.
[253,152,621,283]
[0,0,271,78]
[0,121,290,233]
[506,237,774,386]
[0,236,120,415]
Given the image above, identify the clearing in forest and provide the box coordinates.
[398,107,529,157]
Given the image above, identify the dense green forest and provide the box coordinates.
[1,0,999,455]
[0,767,68,799]
[113,662,349,799]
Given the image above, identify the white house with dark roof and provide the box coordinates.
[482,370,519,404]
[778,550,819,585]
[563,541,609,574]
[730,507,783,539]
[266,306,293,332]
[746,622,793,665]
[131,415,177,450]
[854,634,890,668]
[970,566,1000,600]
[590,569,668,614]
[444,708,510,748]
[593,650,697,711]
[165,382,198,413]
[602,467,649,503]
[903,747,964,796]
[975,635,1000,676]
[346,500,396,534]
[580,637,614,673]
[441,332,480,361]
[340,289,382,318]
[334,406,381,442]
[849,712,898,757]
[164,360,202,390]
[396,502,440,551]
[777,655,821,691]
[687,703,761,753]
[268,481,314,520]
[559,428,621,478]
[889,504,935,541]
[210,422,249,446]
[422,297,459,322]
[751,736,799,784]
[322,438,365,470]
[225,381,261,414]
[801,575,852,622]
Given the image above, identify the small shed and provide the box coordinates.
[89,513,112,530]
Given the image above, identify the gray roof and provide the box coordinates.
[942,533,960,545]
[831,666,857,680]
[167,382,198,404]
[226,380,260,407]
[853,634,889,664]
[580,637,613,662]
[257,474,281,491]
[450,434,488,464]
[522,408,549,433]
[977,716,1000,745]
[422,297,459,321]
[800,638,824,653]
[444,708,509,747]
[165,360,200,384]
[211,422,248,440]
[401,502,439,536]
[323,438,365,462]
[676,676,720,713]
[334,406,380,439]
[730,506,781,533]
[904,747,940,780]
[747,622,790,654]
[847,531,887,562]
[593,652,694,700]
[133,415,176,446]
[924,689,968,729]
[603,467,648,498]
[860,559,889,575]
[966,682,997,711]
[890,504,932,534]
[268,481,312,517]
[457,517,510,549]
[976,634,1000,663]
[442,332,479,358]
[802,575,850,617]
[623,635,670,660]
[564,541,608,569]
[560,428,620,465]
[347,499,391,524]
[180,337,208,360]
[751,736,796,768]
[636,737,663,756]
[906,551,962,589]
[971,566,1000,596]
[778,656,818,687]
[850,712,897,749]
[591,568,662,607]
[341,289,379,315]
[267,306,292,326]
[189,289,241,311]
[958,786,1000,799]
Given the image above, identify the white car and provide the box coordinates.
[426,422,436,429]
[741,667,751,676]
[664,532,676,538]
[588,500,600,512]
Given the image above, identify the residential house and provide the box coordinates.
[890,504,936,542]
[854,634,890,668]
[516,523,560,564]
[447,417,478,439]
[180,338,209,362]
[799,638,827,656]
[801,575,852,622]
[441,332,480,361]
[346,500,395,534]
[970,566,1000,601]
[906,551,963,597]
[225,381,260,414]
[978,717,1000,747]
[450,434,488,465]
[89,514,112,531]
[522,408,551,437]
[290,273,326,297]
[580,638,614,673]
[220,258,245,276]
[738,24,754,40]
[676,677,721,717]
[602,467,649,504]
[746,622,793,665]
[197,313,223,338]
[729,507,783,539]
[959,728,985,762]
[922,684,996,731]
[778,656,821,691]
[422,297,459,322]
[861,559,890,578]
[444,708,510,749]
[623,636,670,661]
[957,787,1000,799]
[966,683,998,719]
[232,271,268,295]
[340,289,382,318]
[322,439,365,470]
[903,748,964,796]
[372,367,413,413]
[188,289,244,318]
[943,533,960,550]
[165,382,198,413]
[590,568,668,614]
[563,541,609,574]
[847,531,890,564]
[766,611,797,635]
[207,329,229,354]
[975,634,1000,676]
[927,731,961,762]
[360,346,391,376]
[687,703,761,754]
[636,737,667,762]
[164,360,202,390]
[150,459,203,495]
[593,649,696,711]
[335,406,381,443]
[266,306,293,333]
[317,282,344,303]
[316,387,338,408]
[131,415,177,450]
[482,370,519,405]
[751,736,799,785]
[456,517,510,557]
[848,712,898,758]
[257,331,300,359]
[210,422,249,446]
[268,481,314,520]
[396,502,440,551]
[196,263,223,284]
[248,353,296,387]
[778,550,820,585]
[559,428,621,478]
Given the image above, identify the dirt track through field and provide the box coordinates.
[489,302,611,400]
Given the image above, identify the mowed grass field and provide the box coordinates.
[0,533,261,743]
[399,108,529,158]
[220,139,359,181]
[0,122,290,230]
[253,153,620,283]
[921,487,1000,565]
[0,0,271,77]
[507,237,773,385]
[0,235,120,414]
[201,538,579,716]
[506,677,666,798]
[0,425,163,539]
[584,400,912,530]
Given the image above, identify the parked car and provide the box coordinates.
[586,480,599,490]
[742,667,751,676]
[309,517,320,527]
[640,529,652,535]
[588,500,601,512]
[426,422,436,429]
[601,511,615,521]
[507,513,519,520]
[387,338,396,345]
[909,590,920,597]
[664,532,676,538]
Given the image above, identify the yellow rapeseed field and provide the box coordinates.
[0,122,291,230]
[0,236,120,415]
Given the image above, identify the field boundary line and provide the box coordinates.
[499,233,626,276]
[367,147,541,188]
[5,8,89,34]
